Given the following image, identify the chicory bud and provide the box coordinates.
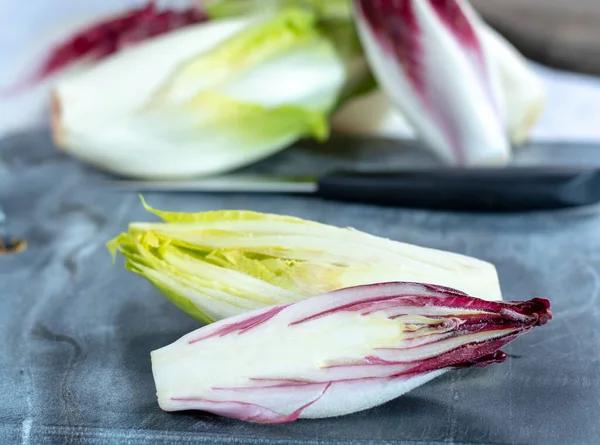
[151,281,551,423]
[353,0,510,165]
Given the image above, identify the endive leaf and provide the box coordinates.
[332,24,546,146]
[204,0,353,22]
[353,0,509,165]
[202,0,372,106]
[204,0,545,147]
[151,282,551,422]
[152,8,329,107]
[331,89,415,138]
[480,24,545,146]
[138,194,310,224]
[109,200,503,322]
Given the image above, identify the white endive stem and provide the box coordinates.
[353,0,510,166]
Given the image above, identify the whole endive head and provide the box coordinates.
[51,8,346,179]
[353,0,510,165]
[151,282,551,423]
[108,198,503,323]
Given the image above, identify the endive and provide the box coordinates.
[353,0,509,165]
[52,9,346,179]
[332,25,545,147]
[108,199,502,323]
[481,24,545,146]
[204,0,545,151]
[152,282,551,423]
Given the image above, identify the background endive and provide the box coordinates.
[204,0,546,162]
[52,8,346,178]
[5,0,546,172]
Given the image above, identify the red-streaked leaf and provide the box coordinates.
[353,0,510,165]
[188,305,290,343]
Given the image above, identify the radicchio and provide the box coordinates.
[151,282,551,423]
[353,0,510,165]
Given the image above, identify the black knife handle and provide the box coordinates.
[316,168,600,212]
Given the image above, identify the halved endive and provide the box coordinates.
[108,199,502,323]
[51,8,346,179]
[151,282,551,423]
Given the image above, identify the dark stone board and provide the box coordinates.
[1,132,599,444]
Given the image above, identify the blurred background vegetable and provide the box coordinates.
[51,8,346,178]
[354,0,510,166]
[204,0,546,163]
[2,0,600,176]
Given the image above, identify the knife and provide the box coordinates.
[102,167,600,212]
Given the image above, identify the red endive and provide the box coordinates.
[353,0,510,166]
[151,282,551,423]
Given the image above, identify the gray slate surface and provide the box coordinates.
[1,132,599,445]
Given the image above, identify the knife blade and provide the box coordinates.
[101,166,600,212]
